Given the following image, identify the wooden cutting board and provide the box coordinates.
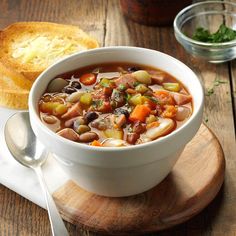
[53,124,225,235]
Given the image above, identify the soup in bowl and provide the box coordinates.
[29,47,204,197]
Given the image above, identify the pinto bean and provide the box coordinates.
[57,128,80,141]
[91,118,110,130]
[79,132,99,143]
[42,115,58,124]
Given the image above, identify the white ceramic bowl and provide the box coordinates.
[29,47,204,197]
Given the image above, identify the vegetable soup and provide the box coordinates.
[38,63,192,147]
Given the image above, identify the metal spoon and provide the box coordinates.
[4,111,69,236]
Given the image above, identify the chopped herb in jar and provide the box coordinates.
[192,24,236,43]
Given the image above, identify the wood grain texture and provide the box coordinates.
[52,125,225,236]
[0,0,236,236]
[231,61,236,131]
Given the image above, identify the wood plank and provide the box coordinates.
[230,61,236,130]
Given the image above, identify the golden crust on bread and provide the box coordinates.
[0,89,29,109]
[0,63,32,109]
[0,22,99,81]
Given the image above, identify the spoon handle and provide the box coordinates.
[35,166,69,236]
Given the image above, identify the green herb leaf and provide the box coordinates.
[214,79,227,86]
[192,24,236,43]
[206,88,214,96]
[205,77,227,97]
[144,95,160,104]
[118,84,127,91]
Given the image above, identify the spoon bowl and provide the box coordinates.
[4,112,47,168]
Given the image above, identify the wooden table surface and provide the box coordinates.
[0,0,236,235]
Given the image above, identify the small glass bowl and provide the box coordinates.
[174,1,236,63]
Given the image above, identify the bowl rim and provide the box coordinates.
[173,0,236,47]
[29,46,204,152]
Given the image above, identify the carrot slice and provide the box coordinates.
[129,105,151,122]
[90,140,102,147]
[154,90,175,105]
[80,73,96,85]
[162,105,177,118]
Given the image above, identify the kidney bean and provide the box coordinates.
[126,133,140,144]
[132,122,146,134]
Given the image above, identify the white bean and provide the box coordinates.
[47,78,69,93]
[102,138,126,147]
[176,106,191,121]
[145,118,174,140]
[66,91,84,102]
[132,70,151,84]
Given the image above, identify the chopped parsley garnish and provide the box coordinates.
[144,95,160,104]
[92,100,103,107]
[206,77,227,96]
[118,84,127,91]
[134,81,141,87]
[192,24,236,43]
[125,93,131,102]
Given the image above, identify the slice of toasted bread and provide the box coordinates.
[0,22,99,81]
[0,62,32,109]
[0,22,99,109]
